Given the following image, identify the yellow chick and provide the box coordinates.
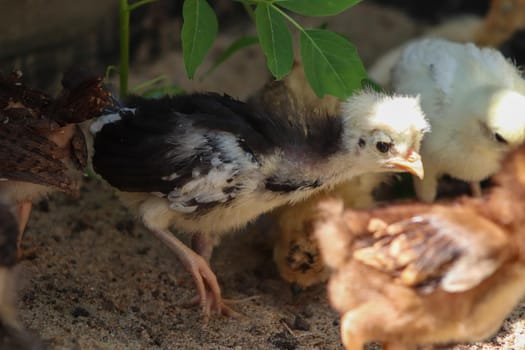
[273,175,385,290]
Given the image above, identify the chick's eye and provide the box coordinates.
[376,141,391,153]
[494,132,507,144]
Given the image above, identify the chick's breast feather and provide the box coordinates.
[90,90,428,318]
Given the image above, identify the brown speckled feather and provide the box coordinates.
[0,71,51,113]
[0,69,113,193]
[0,117,75,192]
[352,208,511,292]
[353,225,459,288]
[48,68,114,125]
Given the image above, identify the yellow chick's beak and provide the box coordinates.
[388,151,424,179]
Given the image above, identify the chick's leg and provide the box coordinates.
[470,181,482,197]
[193,232,257,315]
[15,201,33,261]
[143,221,234,319]
[16,201,32,242]
[191,232,213,262]
[413,173,438,203]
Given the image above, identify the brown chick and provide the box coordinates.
[314,140,525,350]
[273,176,384,291]
[0,69,112,255]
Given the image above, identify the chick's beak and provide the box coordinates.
[388,151,424,179]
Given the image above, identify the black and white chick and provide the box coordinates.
[392,38,525,202]
[90,90,428,318]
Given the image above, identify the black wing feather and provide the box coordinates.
[93,93,343,194]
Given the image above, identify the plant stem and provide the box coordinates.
[104,65,119,82]
[130,75,168,93]
[119,0,130,98]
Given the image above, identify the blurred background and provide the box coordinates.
[0,0,495,91]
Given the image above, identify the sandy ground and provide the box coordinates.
[16,3,525,349]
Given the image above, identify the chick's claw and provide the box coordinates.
[185,294,241,321]
[184,251,224,317]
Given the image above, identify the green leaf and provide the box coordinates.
[300,29,367,99]
[182,0,218,79]
[255,3,294,79]
[200,36,259,80]
[279,0,361,17]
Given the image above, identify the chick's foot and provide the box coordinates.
[183,249,233,319]
[144,224,237,319]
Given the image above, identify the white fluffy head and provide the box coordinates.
[341,90,430,138]
[338,90,430,177]
[341,90,430,154]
